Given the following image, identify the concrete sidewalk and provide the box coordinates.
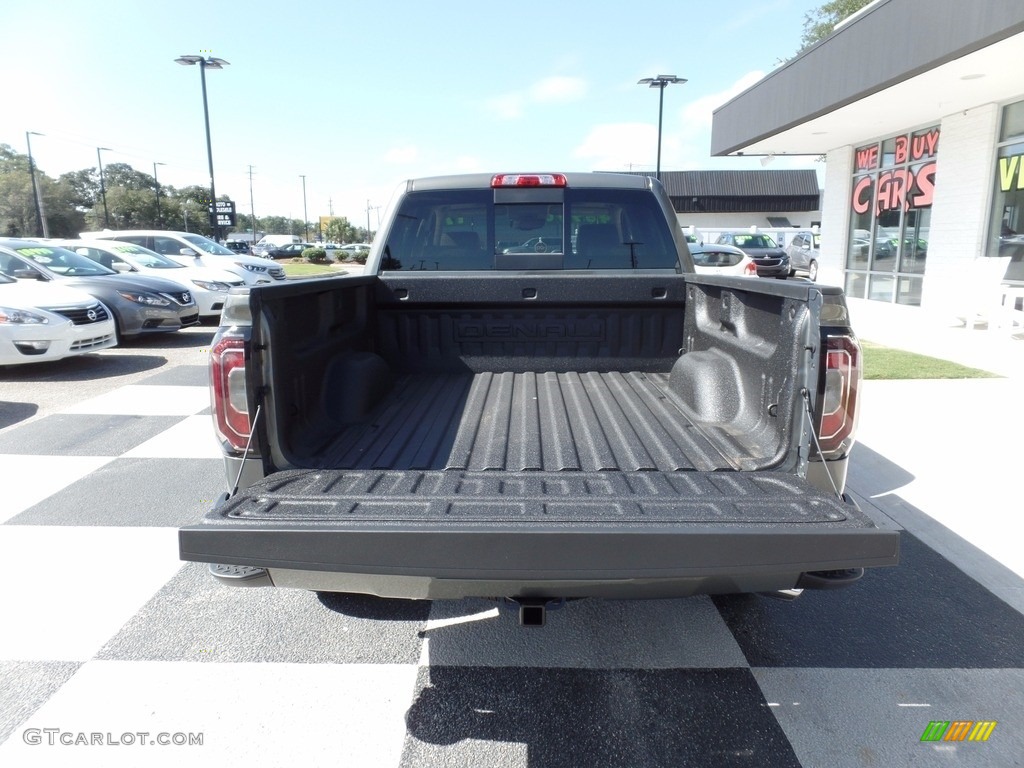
[840,296,1023,613]
[846,296,1024,379]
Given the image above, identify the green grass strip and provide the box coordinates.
[861,341,1001,380]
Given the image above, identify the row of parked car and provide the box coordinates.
[249,241,373,260]
[0,229,290,367]
[687,229,820,281]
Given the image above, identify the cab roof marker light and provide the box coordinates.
[491,174,568,188]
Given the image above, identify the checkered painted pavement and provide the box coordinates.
[1,364,1022,767]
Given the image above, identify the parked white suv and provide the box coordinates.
[57,239,244,319]
[83,230,286,286]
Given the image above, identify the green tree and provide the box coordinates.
[0,144,39,236]
[57,169,100,212]
[39,176,86,237]
[799,0,872,52]
[102,162,156,191]
[258,215,306,237]
[323,216,357,244]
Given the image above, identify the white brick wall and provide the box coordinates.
[923,104,1000,311]
[819,147,854,288]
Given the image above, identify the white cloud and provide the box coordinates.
[572,123,657,171]
[529,76,588,103]
[383,144,419,164]
[486,75,588,120]
[682,70,766,131]
[486,94,525,120]
[572,71,771,173]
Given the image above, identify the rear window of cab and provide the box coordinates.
[381,188,680,271]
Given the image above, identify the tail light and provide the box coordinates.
[210,336,251,452]
[817,335,861,458]
[744,261,758,275]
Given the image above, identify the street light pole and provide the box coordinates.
[26,132,48,237]
[637,75,687,181]
[97,147,112,228]
[175,54,229,240]
[300,175,309,241]
[153,161,166,226]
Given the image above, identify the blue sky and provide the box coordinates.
[2,0,822,229]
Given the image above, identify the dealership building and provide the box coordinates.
[710,0,1024,313]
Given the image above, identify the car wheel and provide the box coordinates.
[808,259,818,282]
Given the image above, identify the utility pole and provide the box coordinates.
[26,132,48,237]
[300,175,309,241]
[153,161,166,226]
[97,147,112,228]
[366,199,372,242]
[248,165,257,245]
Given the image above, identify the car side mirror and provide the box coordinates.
[179,248,198,257]
[112,262,132,272]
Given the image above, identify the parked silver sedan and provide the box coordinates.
[0,239,199,342]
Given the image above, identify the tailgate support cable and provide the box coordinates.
[800,388,842,500]
[230,403,262,498]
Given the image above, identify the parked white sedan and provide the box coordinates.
[0,272,116,365]
[689,243,758,277]
[56,240,243,319]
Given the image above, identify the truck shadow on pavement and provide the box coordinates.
[0,401,37,430]
[0,353,168,384]
[316,591,432,622]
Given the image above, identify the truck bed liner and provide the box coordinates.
[317,371,732,472]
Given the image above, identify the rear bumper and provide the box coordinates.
[180,469,899,599]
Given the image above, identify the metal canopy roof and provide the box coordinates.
[711,0,1024,158]
[616,170,821,213]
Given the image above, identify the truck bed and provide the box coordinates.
[181,272,899,600]
[316,370,731,472]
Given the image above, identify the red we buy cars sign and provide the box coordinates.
[852,129,939,216]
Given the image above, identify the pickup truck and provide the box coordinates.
[179,172,898,625]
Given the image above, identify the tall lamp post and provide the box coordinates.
[175,54,229,240]
[26,132,48,237]
[300,175,309,241]
[97,147,112,228]
[637,75,686,181]
[153,161,166,226]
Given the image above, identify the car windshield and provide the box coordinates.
[182,234,236,256]
[107,243,184,269]
[732,234,778,248]
[13,245,116,276]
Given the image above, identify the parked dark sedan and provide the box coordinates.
[715,231,790,279]
[262,242,314,259]
[0,239,199,340]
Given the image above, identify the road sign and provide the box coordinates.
[209,200,236,227]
